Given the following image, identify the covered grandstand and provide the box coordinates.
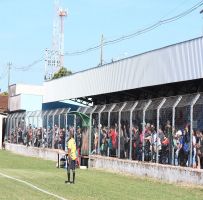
[43,36,203,105]
[5,36,203,169]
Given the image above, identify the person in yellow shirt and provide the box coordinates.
[65,129,77,184]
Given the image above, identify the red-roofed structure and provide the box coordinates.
[0,95,8,113]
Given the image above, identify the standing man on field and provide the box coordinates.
[65,129,77,184]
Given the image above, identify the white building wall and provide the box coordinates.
[9,84,44,112]
[15,84,44,96]
[9,94,43,112]
[9,95,21,111]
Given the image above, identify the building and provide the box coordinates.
[0,95,8,113]
[8,83,44,112]
[5,36,203,165]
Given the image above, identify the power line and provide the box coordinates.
[158,0,191,20]
[64,0,203,56]
[12,50,59,72]
[7,0,203,71]
[97,0,203,46]
[13,57,44,72]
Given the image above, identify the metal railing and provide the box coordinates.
[5,92,203,169]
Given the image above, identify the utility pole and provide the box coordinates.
[200,9,203,35]
[100,34,104,66]
[7,62,12,112]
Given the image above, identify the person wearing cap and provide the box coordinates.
[65,129,77,184]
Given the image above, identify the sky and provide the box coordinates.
[0,0,203,92]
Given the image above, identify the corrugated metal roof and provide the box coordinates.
[43,37,203,103]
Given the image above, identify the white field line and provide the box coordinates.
[0,171,68,200]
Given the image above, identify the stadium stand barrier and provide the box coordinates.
[4,93,203,169]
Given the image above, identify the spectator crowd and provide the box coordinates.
[92,120,203,169]
[6,118,203,170]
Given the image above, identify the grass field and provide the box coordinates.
[0,151,203,200]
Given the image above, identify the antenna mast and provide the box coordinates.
[59,8,67,67]
[44,0,67,80]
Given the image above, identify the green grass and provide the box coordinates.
[0,150,203,200]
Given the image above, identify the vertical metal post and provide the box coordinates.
[14,115,17,143]
[118,103,127,159]
[107,104,116,128]
[129,102,138,160]
[65,114,68,131]
[32,115,34,128]
[37,115,39,128]
[15,115,17,143]
[88,106,97,168]
[23,113,26,141]
[98,112,101,154]
[189,94,200,167]
[32,114,35,147]
[74,114,76,139]
[9,115,11,141]
[65,112,68,151]
[58,114,60,149]
[172,96,182,130]
[52,109,58,149]
[118,110,121,158]
[97,105,105,154]
[5,115,10,141]
[156,98,166,163]
[107,104,116,157]
[28,113,30,127]
[107,112,110,129]
[12,114,15,143]
[9,115,12,142]
[58,114,61,129]
[12,114,16,143]
[52,112,55,149]
[10,114,14,143]
[172,96,182,165]
[8,115,12,142]
[88,113,92,168]
[41,112,44,147]
[16,115,19,144]
[24,112,28,144]
[46,113,49,148]
[142,100,152,162]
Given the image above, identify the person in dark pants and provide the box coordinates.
[65,129,77,184]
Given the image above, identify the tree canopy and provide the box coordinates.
[52,67,72,80]
[0,92,8,96]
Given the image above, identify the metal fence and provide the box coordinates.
[82,93,203,168]
[5,92,203,169]
[5,108,72,151]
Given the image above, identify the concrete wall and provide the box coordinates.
[5,143,65,162]
[90,155,203,186]
[5,143,203,186]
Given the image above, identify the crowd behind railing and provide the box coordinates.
[5,119,203,169]
[91,120,203,169]
[8,124,68,150]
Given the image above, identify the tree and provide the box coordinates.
[52,67,72,80]
[0,92,8,96]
